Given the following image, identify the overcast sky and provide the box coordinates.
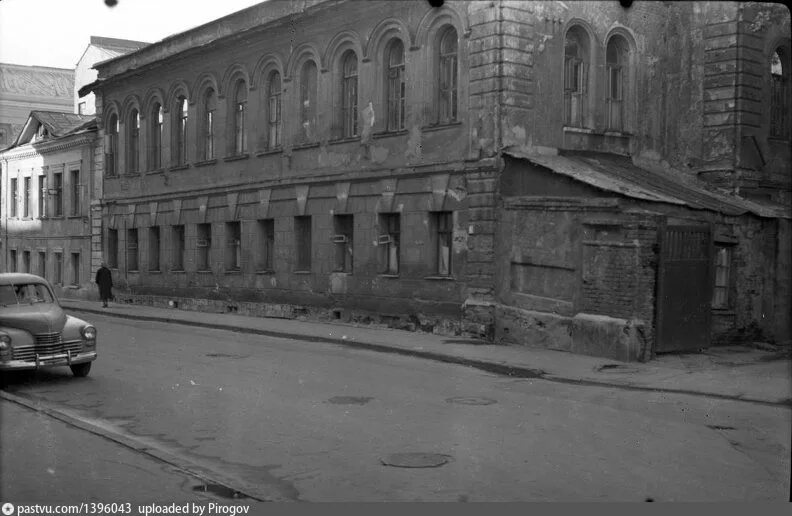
[0,0,267,69]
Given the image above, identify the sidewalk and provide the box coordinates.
[60,298,792,406]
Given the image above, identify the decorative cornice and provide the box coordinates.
[0,133,97,161]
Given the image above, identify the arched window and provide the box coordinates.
[233,81,247,155]
[606,35,629,132]
[150,103,163,170]
[106,113,119,176]
[386,39,406,132]
[299,61,318,143]
[174,96,188,166]
[266,71,282,149]
[770,48,789,139]
[202,89,217,160]
[438,27,458,124]
[341,51,358,138]
[127,109,140,173]
[564,26,589,128]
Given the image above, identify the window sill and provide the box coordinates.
[225,269,242,274]
[169,269,185,273]
[378,274,400,278]
[255,269,275,275]
[196,269,212,273]
[331,270,352,274]
[124,172,141,177]
[292,270,312,275]
[423,275,455,281]
[127,270,139,274]
[329,136,361,145]
[168,164,190,172]
[422,121,462,132]
[603,130,632,137]
[194,159,217,168]
[223,153,249,163]
[148,270,162,274]
[67,215,84,220]
[563,126,594,134]
[47,216,65,220]
[104,174,118,179]
[256,148,283,157]
[146,168,165,175]
[292,142,320,151]
[373,130,408,139]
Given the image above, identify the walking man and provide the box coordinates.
[95,262,113,308]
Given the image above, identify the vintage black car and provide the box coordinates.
[0,273,97,377]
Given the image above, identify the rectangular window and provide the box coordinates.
[172,225,185,271]
[71,253,80,285]
[127,228,139,271]
[38,174,46,217]
[196,223,211,271]
[9,250,17,272]
[257,219,275,271]
[38,251,46,278]
[107,229,118,268]
[333,214,353,273]
[712,245,732,309]
[432,211,453,276]
[10,178,17,217]
[23,177,30,217]
[54,252,63,284]
[225,221,241,271]
[53,172,63,217]
[148,226,160,271]
[378,213,400,275]
[294,216,311,272]
[70,169,81,216]
[78,102,86,115]
[22,250,30,273]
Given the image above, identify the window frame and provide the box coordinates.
[333,214,354,273]
[171,225,185,271]
[107,228,118,268]
[378,213,400,275]
[341,51,359,138]
[69,169,80,217]
[127,108,140,174]
[563,26,590,128]
[225,221,242,272]
[385,39,407,132]
[437,27,459,125]
[126,228,139,271]
[10,177,17,218]
[150,102,163,170]
[266,71,282,150]
[432,211,453,276]
[107,113,119,176]
[201,89,217,161]
[196,223,212,271]
[770,46,790,140]
[299,61,318,144]
[148,226,161,272]
[38,173,46,218]
[712,244,734,310]
[257,219,275,272]
[52,172,63,217]
[294,216,312,272]
[174,96,189,166]
[23,176,30,218]
[232,81,248,155]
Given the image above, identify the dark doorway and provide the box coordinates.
[655,225,712,353]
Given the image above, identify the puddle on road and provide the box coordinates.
[381,452,453,468]
[192,483,249,499]
[445,396,497,406]
[325,396,374,405]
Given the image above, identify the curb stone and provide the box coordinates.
[0,390,295,502]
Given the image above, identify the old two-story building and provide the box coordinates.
[0,111,98,298]
[80,0,790,361]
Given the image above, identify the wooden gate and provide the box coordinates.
[655,225,712,353]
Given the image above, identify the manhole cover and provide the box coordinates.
[205,353,244,359]
[326,396,373,405]
[192,483,248,499]
[446,396,497,406]
[380,452,452,468]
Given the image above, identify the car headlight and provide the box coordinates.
[0,334,10,354]
[81,326,97,340]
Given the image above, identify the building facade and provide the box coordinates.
[0,63,74,148]
[0,111,99,299]
[82,0,791,360]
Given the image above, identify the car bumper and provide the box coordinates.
[0,351,97,371]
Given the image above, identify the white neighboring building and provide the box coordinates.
[74,36,149,116]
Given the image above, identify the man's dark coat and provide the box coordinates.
[95,266,113,300]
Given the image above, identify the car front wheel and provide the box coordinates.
[70,362,91,377]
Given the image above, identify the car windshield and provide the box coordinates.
[0,283,55,306]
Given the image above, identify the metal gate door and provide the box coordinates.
[655,225,712,353]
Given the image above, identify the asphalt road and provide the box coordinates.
[2,312,790,501]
